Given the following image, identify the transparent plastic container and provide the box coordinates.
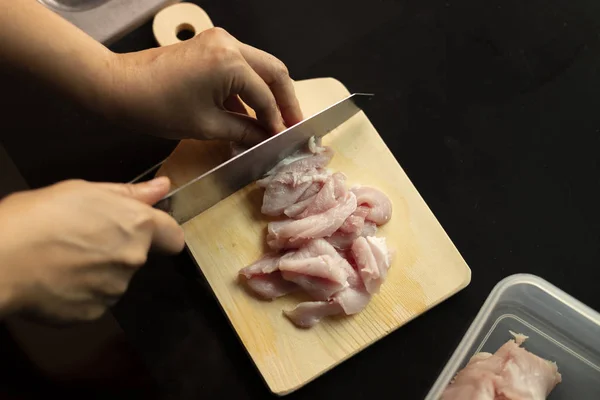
[425,273,600,399]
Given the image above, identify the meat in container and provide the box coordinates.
[425,273,600,399]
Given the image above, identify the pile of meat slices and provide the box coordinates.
[238,137,394,328]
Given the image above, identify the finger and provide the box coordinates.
[150,208,185,254]
[99,177,171,206]
[232,62,286,134]
[223,95,249,116]
[238,43,303,127]
[86,264,136,303]
[207,109,271,147]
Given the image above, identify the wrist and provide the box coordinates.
[0,194,31,318]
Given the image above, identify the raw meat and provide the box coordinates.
[283,195,317,218]
[239,255,299,300]
[294,172,347,219]
[283,301,343,328]
[278,239,350,300]
[339,205,370,234]
[238,136,395,328]
[284,254,372,328]
[442,332,562,400]
[257,138,334,216]
[351,186,393,225]
[351,236,392,294]
[266,192,357,250]
[243,272,299,300]
[326,221,378,250]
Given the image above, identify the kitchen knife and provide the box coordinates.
[133,93,373,225]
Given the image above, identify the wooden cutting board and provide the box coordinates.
[155,77,471,395]
[152,4,470,395]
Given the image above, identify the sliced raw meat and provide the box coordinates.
[258,147,333,188]
[244,272,299,300]
[350,186,393,225]
[326,221,378,250]
[295,172,347,219]
[239,255,299,299]
[258,145,333,216]
[238,136,396,329]
[339,205,370,234]
[351,236,391,294]
[260,181,312,216]
[283,300,343,329]
[308,135,326,154]
[278,239,350,300]
[331,255,372,314]
[239,254,280,276]
[267,192,357,250]
[297,181,323,201]
[442,333,562,400]
[284,195,317,218]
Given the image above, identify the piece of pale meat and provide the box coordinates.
[257,147,333,188]
[238,255,299,299]
[284,262,371,328]
[331,254,372,314]
[267,192,357,250]
[244,272,299,300]
[278,239,350,300]
[284,194,317,218]
[260,181,313,216]
[350,186,393,225]
[339,205,370,234]
[326,221,378,250]
[442,333,562,400]
[297,181,323,201]
[282,239,371,328]
[283,300,343,329]
[351,236,392,294]
[258,144,333,216]
[295,172,347,219]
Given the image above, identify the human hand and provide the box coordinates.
[0,177,184,323]
[107,27,303,146]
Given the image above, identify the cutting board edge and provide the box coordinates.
[267,270,472,396]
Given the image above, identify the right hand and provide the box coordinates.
[0,177,184,323]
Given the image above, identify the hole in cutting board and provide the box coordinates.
[176,23,196,41]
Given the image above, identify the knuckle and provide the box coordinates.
[84,306,106,321]
[273,59,290,80]
[121,249,148,268]
[75,305,106,322]
[213,45,242,65]
[238,122,255,142]
[196,116,218,139]
[56,179,86,190]
[208,27,230,37]
[132,207,155,230]
[121,183,138,197]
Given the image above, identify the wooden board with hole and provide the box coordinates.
[155,76,471,395]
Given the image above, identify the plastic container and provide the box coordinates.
[425,273,600,399]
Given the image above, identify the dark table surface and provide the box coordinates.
[3,0,600,398]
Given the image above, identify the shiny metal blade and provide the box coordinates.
[155,93,373,224]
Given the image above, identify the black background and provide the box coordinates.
[2,0,600,398]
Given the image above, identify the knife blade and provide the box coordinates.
[137,93,373,225]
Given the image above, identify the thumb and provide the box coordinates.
[102,177,171,205]
[207,110,271,148]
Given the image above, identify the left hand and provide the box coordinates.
[104,27,303,146]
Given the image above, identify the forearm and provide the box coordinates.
[0,0,117,112]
